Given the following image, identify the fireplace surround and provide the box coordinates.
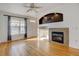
[49,28,69,46]
[39,27,69,46]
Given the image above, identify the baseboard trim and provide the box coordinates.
[0,36,37,44]
[0,39,25,44]
[27,36,37,39]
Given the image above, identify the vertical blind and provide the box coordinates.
[10,17,25,35]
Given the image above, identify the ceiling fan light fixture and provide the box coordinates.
[24,3,41,13]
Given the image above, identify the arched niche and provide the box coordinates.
[39,13,63,24]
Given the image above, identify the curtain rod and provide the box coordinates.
[4,15,27,19]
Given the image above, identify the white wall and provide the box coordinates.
[27,19,37,38]
[39,3,79,49]
[0,15,8,43]
[0,12,37,43]
[0,3,37,43]
[39,28,49,40]
[0,15,25,42]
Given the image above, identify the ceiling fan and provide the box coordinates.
[24,3,41,12]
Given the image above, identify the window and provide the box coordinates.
[10,17,25,35]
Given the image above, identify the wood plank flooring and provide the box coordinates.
[0,38,79,56]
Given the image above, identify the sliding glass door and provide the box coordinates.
[10,17,25,36]
[7,16,27,41]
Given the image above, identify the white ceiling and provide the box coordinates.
[0,3,79,19]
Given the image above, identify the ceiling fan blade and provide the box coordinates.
[33,9,38,12]
[34,7,41,8]
[24,3,41,8]
[26,8,32,12]
[24,6,31,8]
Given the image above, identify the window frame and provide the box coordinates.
[4,15,27,41]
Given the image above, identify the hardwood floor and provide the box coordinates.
[0,38,79,56]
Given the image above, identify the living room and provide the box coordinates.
[0,3,79,56]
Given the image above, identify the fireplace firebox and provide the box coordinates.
[52,32,64,43]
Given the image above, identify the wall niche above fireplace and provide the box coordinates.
[39,13,63,24]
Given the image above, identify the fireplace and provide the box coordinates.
[52,32,64,43]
